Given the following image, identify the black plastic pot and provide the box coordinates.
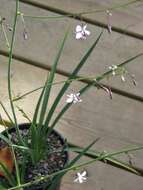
[0,123,69,190]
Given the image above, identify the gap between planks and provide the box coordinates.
[1,55,143,178]
[1,50,143,104]
[0,118,142,176]
[1,0,143,99]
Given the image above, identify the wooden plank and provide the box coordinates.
[0,0,143,99]
[1,56,143,190]
[0,55,143,170]
[20,0,143,38]
[60,154,143,190]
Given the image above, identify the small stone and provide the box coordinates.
[28,174,32,179]
[28,139,31,144]
[43,163,48,169]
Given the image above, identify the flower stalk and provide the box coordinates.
[0,0,142,189]
[7,144,143,190]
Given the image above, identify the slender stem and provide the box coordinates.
[23,15,66,19]
[0,101,14,124]
[74,0,143,15]
[68,144,139,174]
[8,145,143,190]
[22,0,143,20]
[12,75,100,101]
[49,53,143,129]
[11,146,21,188]
[7,0,23,187]
[1,23,10,50]
[12,52,143,102]
[7,0,24,145]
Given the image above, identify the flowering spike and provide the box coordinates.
[130,74,137,86]
[20,13,28,40]
[126,152,135,166]
[103,86,113,99]
[109,65,118,76]
[106,10,112,34]
[23,28,28,40]
[96,81,113,99]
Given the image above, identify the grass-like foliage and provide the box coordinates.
[0,0,143,189]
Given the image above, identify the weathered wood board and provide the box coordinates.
[0,55,143,169]
[0,0,143,99]
[1,0,143,189]
[20,0,143,37]
[0,56,143,189]
[61,154,143,190]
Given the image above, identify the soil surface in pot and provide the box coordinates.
[0,124,68,190]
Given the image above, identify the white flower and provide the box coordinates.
[109,65,118,76]
[75,24,90,40]
[66,92,82,104]
[74,171,87,183]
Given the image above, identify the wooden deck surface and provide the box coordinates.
[20,0,143,38]
[0,0,143,189]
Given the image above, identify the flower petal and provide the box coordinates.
[79,178,83,183]
[81,171,87,177]
[76,93,80,96]
[83,25,87,30]
[74,178,79,183]
[85,30,90,36]
[76,25,82,32]
[66,98,73,103]
[76,32,83,39]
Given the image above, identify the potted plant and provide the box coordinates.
[0,1,143,190]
